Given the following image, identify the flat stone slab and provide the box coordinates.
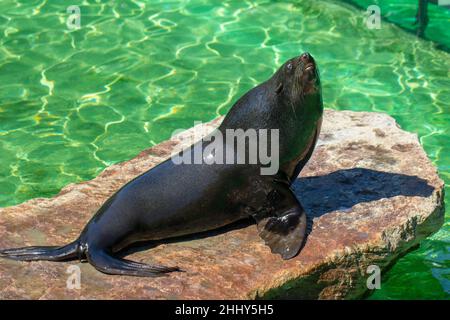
[0,110,444,299]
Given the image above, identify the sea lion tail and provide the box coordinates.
[0,241,79,262]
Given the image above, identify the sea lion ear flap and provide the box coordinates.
[275,82,283,94]
[253,196,308,260]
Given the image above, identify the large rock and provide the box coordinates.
[0,110,444,299]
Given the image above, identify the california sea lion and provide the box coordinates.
[1,52,323,277]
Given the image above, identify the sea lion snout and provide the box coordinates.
[296,52,318,87]
[300,52,312,63]
[299,52,315,72]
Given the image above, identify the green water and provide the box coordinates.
[0,0,448,299]
[343,0,450,50]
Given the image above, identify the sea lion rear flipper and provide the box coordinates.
[86,248,181,277]
[252,185,308,260]
[0,242,79,261]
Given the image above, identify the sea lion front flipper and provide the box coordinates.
[252,184,307,260]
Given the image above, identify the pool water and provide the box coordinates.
[0,0,448,299]
[343,0,450,51]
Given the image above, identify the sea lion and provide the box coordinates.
[0,52,323,277]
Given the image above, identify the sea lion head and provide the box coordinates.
[273,52,322,111]
[269,53,323,178]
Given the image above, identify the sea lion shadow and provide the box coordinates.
[292,167,434,219]
[119,167,434,257]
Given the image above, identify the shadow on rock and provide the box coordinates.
[293,167,434,218]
